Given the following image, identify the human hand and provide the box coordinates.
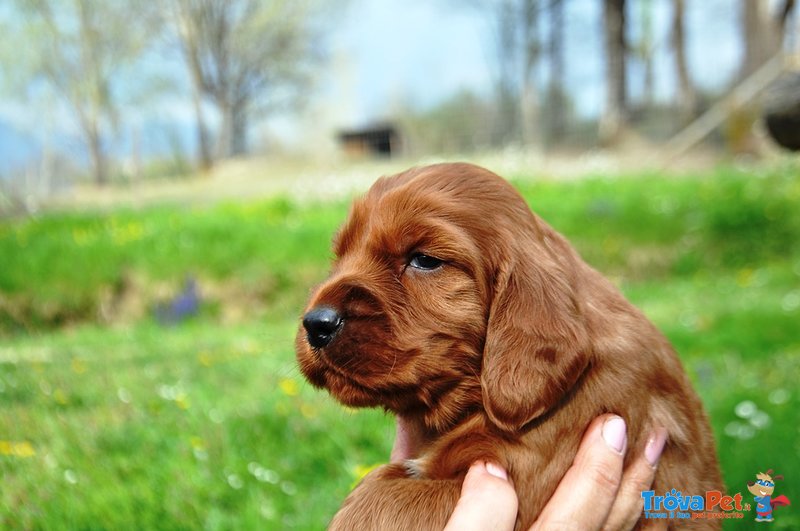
[444,415,668,530]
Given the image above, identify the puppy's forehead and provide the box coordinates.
[372,163,508,200]
[338,185,451,257]
[337,169,466,248]
[370,164,522,219]
[333,163,532,258]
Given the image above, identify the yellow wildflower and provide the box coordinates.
[71,358,87,374]
[351,464,381,488]
[0,440,36,458]
[300,403,317,419]
[53,389,68,405]
[198,352,213,367]
[278,378,299,397]
[175,393,190,410]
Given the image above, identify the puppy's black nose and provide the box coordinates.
[303,306,343,348]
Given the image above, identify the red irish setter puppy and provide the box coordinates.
[296,163,722,530]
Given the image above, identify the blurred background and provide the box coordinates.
[1,0,798,529]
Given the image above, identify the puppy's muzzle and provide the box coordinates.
[303,306,343,348]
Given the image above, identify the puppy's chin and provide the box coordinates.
[296,344,386,409]
[312,364,387,408]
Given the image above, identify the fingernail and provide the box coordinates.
[485,461,508,480]
[602,416,627,454]
[645,427,668,467]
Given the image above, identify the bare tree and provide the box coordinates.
[465,0,546,146]
[777,0,796,35]
[490,0,524,144]
[544,0,567,143]
[519,0,542,146]
[775,0,797,54]
[671,0,696,122]
[168,0,323,160]
[638,0,655,106]
[600,0,628,144]
[8,0,154,185]
[170,0,214,170]
[738,0,795,81]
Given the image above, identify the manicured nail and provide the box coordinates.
[485,461,508,480]
[602,416,627,454]
[645,427,668,467]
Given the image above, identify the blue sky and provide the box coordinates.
[327,0,493,124]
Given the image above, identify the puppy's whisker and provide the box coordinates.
[387,350,398,377]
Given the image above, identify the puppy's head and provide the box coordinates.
[296,163,590,432]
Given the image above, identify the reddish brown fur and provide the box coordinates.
[296,163,722,530]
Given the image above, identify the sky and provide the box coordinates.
[325,0,493,124]
[1,0,787,175]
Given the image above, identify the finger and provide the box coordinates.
[603,427,667,531]
[531,415,627,531]
[444,461,518,531]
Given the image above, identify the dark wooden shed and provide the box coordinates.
[338,124,399,158]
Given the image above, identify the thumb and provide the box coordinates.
[444,461,518,531]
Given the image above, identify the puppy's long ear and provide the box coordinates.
[481,227,591,432]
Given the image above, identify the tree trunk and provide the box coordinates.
[493,0,522,144]
[546,0,566,144]
[231,101,247,156]
[778,0,796,34]
[177,0,215,171]
[600,0,628,145]
[640,0,655,106]
[777,0,796,52]
[739,0,781,81]
[520,0,540,147]
[672,0,697,122]
[192,87,213,171]
[217,99,248,158]
[87,119,108,186]
[217,101,232,159]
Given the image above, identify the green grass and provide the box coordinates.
[0,197,348,332]
[1,163,799,529]
[0,319,394,529]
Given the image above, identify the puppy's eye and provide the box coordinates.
[409,253,444,270]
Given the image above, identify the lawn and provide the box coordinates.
[1,162,798,529]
